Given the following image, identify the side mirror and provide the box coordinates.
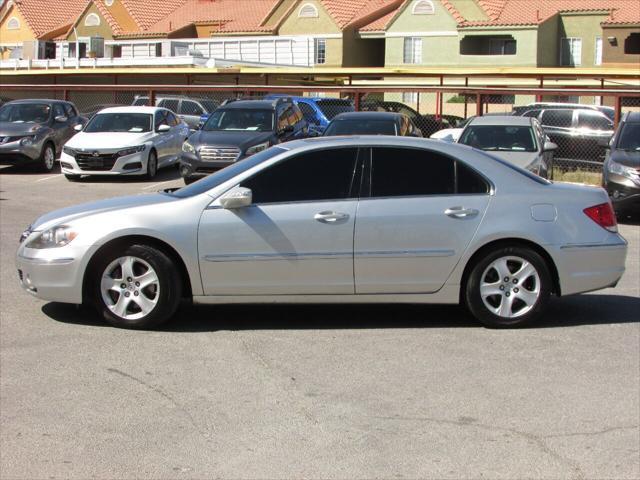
[543,141,558,152]
[157,124,171,133]
[220,187,252,209]
[73,124,84,132]
[55,115,68,123]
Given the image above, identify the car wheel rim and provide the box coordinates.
[44,147,54,169]
[479,256,540,319]
[100,256,160,320]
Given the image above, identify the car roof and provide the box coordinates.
[5,99,63,105]
[331,111,401,121]
[468,115,532,126]
[526,102,613,111]
[222,100,279,110]
[97,106,161,114]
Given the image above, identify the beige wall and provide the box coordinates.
[602,25,640,66]
[0,6,36,59]
[537,15,558,67]
[557,13,608,67]
[67,3,114,41]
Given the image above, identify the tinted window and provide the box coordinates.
[617,123,640,150]
[160,99,179,113]
[457,162,490,194]
[325,119,397,136]
[241,148,359,204]
[297,103,317,123]
[371,148,455,197]
[541,110,573,128]
[577,112,612,131]
[53,104,65,119]
[181,100,204,116]
[64,103,77,118]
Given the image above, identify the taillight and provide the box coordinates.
[584,202,618,232]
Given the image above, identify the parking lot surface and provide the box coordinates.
[1,165,639,479]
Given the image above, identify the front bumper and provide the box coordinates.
[60,150,147,176]
[0,139,42,162]
[16,243,87,304]
[179,152,244,179]
[604,177,640,212]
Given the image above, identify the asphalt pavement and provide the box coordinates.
[1,165,638,479]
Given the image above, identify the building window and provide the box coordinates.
[7,17,20,30]
[298,3,318,18]
[402,92,418,104]
[460,35,516,55]
[412,0,435,15]
[594,37,602,65]
[403,37,422,64]
[560,37,582,66]
[314,38,326,64]
[84,13,101,27]
[625,33,640,55]
[112,45,122,58]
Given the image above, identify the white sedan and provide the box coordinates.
[60,106,190,181]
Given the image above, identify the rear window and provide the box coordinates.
[315,99,354,120]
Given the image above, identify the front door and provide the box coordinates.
[354,147,491,294]
[198,147,362,295]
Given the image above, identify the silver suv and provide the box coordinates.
[132,96,219,130]
[0,99,86,172]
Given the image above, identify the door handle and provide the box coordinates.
[445,207,479,219]
[314,211,349,223]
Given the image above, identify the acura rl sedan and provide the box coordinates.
[17,137,627,329]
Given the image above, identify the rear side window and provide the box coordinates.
[541,110,573,128]
[241,148,359,204]
[159,99,179,113]
[181,100,204,116]
[577,112,613,131]
[370,147,488,197]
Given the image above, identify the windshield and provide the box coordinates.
[459,125,537,152]
[315,100,354,120]
[0,103,51,123]
[618,123,640,151]
[170,147,286,198]
[203,109,273,132]
[325,119,397,136]
[84,113,152,133]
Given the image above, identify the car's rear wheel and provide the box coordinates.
[145,150,158,180]
[465,246,551,328]
[39,143,56,172]
[93,245,182,329]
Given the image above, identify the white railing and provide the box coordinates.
[0,55,210,70]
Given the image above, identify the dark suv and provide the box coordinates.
[180,98,308,184]
[603,111,640,217]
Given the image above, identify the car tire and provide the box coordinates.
[39,143,56,172]
[64,174,81,182]
[145,149,158,180]
[465,246,552,328]
[92,244,182,329]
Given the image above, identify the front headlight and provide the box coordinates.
[26,225,78,249]
[607,159,635,179]
[182,141,195,153]
[20,136,36,146]
[117,145,146,157]
[62,146,75,156]
[245,141,269,156]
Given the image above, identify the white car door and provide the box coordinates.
[354,147,491,294]
[198,147,361,295]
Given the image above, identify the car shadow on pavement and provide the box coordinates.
[43,294,639,332]
[0,164,60,175]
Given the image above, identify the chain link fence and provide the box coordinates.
[2,85,638,184]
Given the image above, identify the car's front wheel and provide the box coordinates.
[145,150,158,180]
[465,246,552,328]
[39,143,56,172]
[93,245,182,329]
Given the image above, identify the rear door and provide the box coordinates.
[354,147,491,294]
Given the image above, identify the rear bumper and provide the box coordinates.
[553,238,627,296]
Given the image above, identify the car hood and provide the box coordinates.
[31,193,176,231]
[431,128,462,142]
[192,130,273,151]
[66,132,153,149]
[484,151,540,169]
[610,148,640,167]
[0,122,46,136]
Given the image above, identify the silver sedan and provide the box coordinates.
[16,137,627,329]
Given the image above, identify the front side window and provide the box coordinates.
[64,104,78,118]
[459,125,537,152]
[155,111,169,129]
[561,37,582,66]
[84,113,152,133]
[403,37,422,64]
[241,148,359,204]
[53,104,66,119]
[159,99,179,113]
[180,101,204,116]
[204,109,274,132]
[0,103,51,123]
[577,112,613,131]
[370,147,488,197]
[541,110,573,128]
[166,111,179,127]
